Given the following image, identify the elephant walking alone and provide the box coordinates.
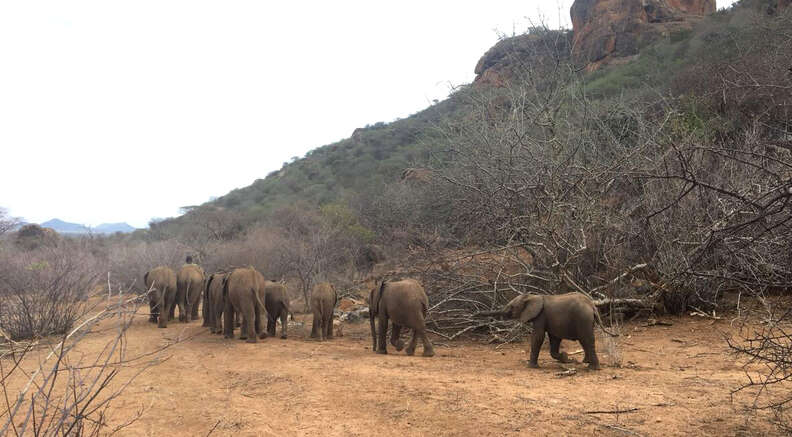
[477,292,618,370]
[369,278,434,357]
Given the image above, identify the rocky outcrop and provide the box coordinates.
[570,0,715,69]
[473,31,573,86]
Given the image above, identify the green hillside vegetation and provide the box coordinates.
[149,0,783,236]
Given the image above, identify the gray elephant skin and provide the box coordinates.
[144,266,178,328]
[205,272,228,334]
[310,282,337,341]
[369,278,434,357]
[177,263,205,323]
[262,280,290,339]
[222,267,267,343]
[478,292,617,370]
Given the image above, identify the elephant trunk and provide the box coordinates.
[475,310,507,319]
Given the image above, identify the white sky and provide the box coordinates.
[0,1,736,228]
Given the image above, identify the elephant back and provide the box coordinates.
[311,282,335,311]
[178,264,205,285]
[378,278,428,318]
[145,266,177,291]
[263,281,288,310]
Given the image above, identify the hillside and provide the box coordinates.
[152,0,786,236]
[41,218,88,234]
[39,219,136,235]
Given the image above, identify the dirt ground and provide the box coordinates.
[7,307,778,436]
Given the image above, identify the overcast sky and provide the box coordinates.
[0,1,735,228]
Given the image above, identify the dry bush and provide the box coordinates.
[729,297,792,433]
[0,246,101,340]
[0,207,19,238]
[0,286,168,436]
[106,239,189,292]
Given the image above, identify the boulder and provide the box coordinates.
[570,0,715,69]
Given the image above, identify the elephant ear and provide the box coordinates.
[519,295,544,323]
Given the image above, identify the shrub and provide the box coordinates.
[0,246,101,340]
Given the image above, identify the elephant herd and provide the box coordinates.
[144,261,616,368]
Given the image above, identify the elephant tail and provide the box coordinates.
[252,287,266,312]
[222,273,230,299]
[205,274,215,304]
[593,306,620,337]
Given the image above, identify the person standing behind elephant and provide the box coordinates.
[262,280,290,339]
[369,278,434,357]
[223,266,267,343]
[310,282,337,341]
[177,262,205,323]
[144,266,178,328]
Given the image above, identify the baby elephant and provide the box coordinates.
[478,293,617,370]
[369,278,434,357]
[310,282,337,341]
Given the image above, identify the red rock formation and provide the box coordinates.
[571,0,715,69]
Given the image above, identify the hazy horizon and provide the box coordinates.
[0,1,737,228]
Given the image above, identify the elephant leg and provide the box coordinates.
[247,314,259,343]
[376,314,388,354]
[528,331,545,368]
[168,300,176,321]
[159,291,176,329]
[311,313,321,339]
[280,310,288,339]
[266,315,276,338]
[405,328,418,356]
[178,292,187,322]
[325,314,334,340]
[580,335,600,370]
[148,296,159,323]
[156,294,167,328]
[370,314,378,352]
[549,335,570,363]
[223,302,234,338]
[213,299,224,334]
[192,293,200,321]
[240,317,249,340]
[253,307,267,338]
[391,324,405,351]
[202,289,210,327]
[420,328,435,357]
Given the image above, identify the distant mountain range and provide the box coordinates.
[40,219,136,234]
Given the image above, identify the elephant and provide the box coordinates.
[144,266,177,328]
[310,282,337,341]
[222,267,267,343]
[262,280,290,339]
[477,292,618,370]
[205,272,228,334]
[369,278,434,357]
[177,263,205,323]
